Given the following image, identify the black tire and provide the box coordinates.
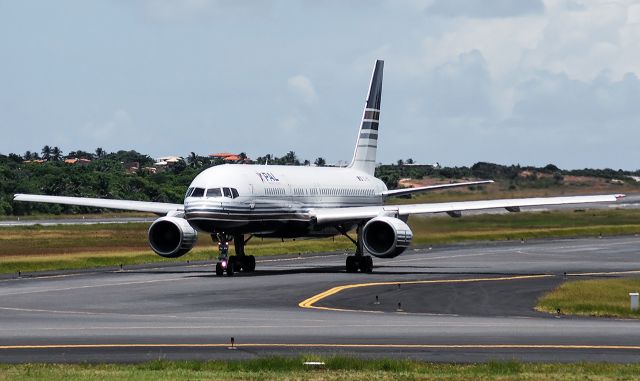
[229,255,242,272]
[346,256,358,273]
[227,257,235,276]
[245,255,256,272]
[215,262,224,277]
[360,256,373,273]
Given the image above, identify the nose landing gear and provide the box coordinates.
[214,233,256,277]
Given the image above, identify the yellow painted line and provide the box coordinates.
[1,343,640,351]
[299,274,554,311]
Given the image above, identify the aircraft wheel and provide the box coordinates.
[227,257,236,276]
[244,255,256,272]
[346,256,358,273]
[359,256,373,273]
[215,262,224,277]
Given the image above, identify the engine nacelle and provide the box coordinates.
[148,216,198,258]
[362,216,413,258]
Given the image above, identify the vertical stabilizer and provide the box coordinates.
[348,60,383,175]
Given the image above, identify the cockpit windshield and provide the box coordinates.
[191,187,205,197]
[206,188,222,198]
[187,187,239,199]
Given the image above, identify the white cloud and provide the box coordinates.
[286,75,318,105]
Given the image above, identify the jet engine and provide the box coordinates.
[362,216,413,258]
[148,216,198,258]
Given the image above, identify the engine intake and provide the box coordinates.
[362,216,413,258]
[148,216,198,258]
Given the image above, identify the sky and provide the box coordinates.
[1,0,639,170]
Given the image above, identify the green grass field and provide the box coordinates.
[1,209,639,274]
[536,277,640,318]
[2,358,640,381]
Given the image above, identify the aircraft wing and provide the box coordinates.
[382,180,494,198]
[13,194,183,215]
[312,194,624,225]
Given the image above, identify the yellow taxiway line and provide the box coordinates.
[1,343,640,351]
[298,274,554,311]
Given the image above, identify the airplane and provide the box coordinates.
[14,60,624,276]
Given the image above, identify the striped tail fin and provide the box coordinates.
[348,59,383,175]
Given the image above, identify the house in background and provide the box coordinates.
[208,152,250,164]
[154,156,184,172]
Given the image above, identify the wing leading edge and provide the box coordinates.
[13,194,183,215]
[311,194,624,225]
[382,180,494,198]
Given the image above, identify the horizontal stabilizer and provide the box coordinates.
[14,194,183,215]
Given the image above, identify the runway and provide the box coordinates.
[1,235,640,363]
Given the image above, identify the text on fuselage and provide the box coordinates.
[256,172,280,182]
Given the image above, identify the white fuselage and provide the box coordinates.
[183,164,387,237]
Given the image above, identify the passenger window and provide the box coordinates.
[206,188,222,198]
[223,187,232,198]
[191,187,205,197]
[231,188,239,198]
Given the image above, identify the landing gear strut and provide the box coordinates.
[214,233,256,277]
[338,224,373,273]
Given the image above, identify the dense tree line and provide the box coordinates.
[0,147,637,216]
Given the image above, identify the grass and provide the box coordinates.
[1,209,640,274]
[2,358,640,380]
[536,277,640,319]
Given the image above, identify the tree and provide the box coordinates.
[187,152,199,168]
[406,158,414,164]
[314,157,326,167]
[95,147,105,158]
[397,159,404,166]
[41,145,51,161]
[23,151,32,161]
[284,151,298,165]
[51,147,63,162]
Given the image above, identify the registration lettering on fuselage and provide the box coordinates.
[256,172,280,182]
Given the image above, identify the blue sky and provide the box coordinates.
[1,0,639,170]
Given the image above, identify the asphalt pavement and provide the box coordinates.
[1,235,640,363]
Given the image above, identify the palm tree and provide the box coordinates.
[23,151,32,160]
[187,152,199,168]
[284,151,298,165]
[95,147,105,159]
[51,147,63,162]
[41,145,51,161]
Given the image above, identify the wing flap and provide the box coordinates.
[14,194,183,215]
[312,194,624,225]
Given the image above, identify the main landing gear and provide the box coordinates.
[338,224,374,273]
[214,233,256,277]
